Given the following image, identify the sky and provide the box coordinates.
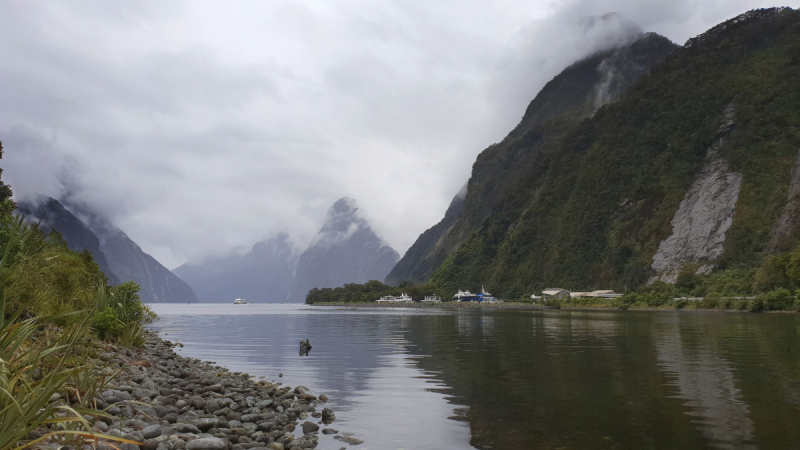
[1,0,796,269]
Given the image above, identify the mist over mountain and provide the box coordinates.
[173,234,298,303]
[290,197,400,302]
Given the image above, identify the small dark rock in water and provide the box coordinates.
[299,339,312,355]
[318,394,328,402]
[334,435,364,446]
[322,428,338,435]
[321,407,335,424]
[302,421,320,434]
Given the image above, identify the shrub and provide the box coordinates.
[747,297,765,313]
[90,307,123,341]
[760,289,794,311]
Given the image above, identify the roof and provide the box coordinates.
[542,288,567,295]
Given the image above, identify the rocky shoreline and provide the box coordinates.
[38,330,361,450]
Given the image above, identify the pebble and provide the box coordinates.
[185,438,227,450]
[32,330,356,450]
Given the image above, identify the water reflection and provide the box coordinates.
[151,305,800,450]
[655,328,755,449]
[150,305,472,449]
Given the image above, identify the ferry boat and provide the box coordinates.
[233,298,247,305]
[453,287,497,303]
[376,293,413,303]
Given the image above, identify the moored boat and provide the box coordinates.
[233,298,247,304]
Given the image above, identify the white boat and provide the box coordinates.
[453,290,474,301]
[376,293,413,303]
[421,295,441,303]
[233,298,247,305]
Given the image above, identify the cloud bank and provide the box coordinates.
[0,0,793,268]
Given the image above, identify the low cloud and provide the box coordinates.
[0,0,792,268]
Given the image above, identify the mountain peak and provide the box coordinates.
[292,197,399,302]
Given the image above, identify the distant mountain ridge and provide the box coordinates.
[172,197,399,303]
[173,233,297,303]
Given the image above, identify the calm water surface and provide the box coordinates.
[149,304,800,450]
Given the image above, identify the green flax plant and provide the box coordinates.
[0,217,134,449]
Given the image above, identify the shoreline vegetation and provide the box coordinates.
[1,217,344,450]
[305,273,800,313]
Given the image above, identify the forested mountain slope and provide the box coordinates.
[430,8,800,297]
[389,31,678,286]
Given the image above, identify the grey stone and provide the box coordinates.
[173,423,201,434]
[186,438,227,450]
[321,408,335,424]
[193,418,220,431]
[321,429,337,435]
[301,422,318,434]
[142,425,162,439]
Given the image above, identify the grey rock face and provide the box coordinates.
[651,141,742,283]
[173,233,298,303]
[293,198,399,302]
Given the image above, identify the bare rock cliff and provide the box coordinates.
[650,107,742,283]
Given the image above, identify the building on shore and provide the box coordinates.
[571,290,623,299]
[541,288,570,300]
[535,288,622,301]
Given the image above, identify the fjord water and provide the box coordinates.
[150,304,800,450]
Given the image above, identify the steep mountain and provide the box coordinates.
[429,8,800,296]
[72,208,199,304]
[16,196,121,285]
[385,184,466,285]
[391,30,678,286]
[291,197,400,302]
[173,233,297,303]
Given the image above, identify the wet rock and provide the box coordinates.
[333,435,364,446]
[321,408,335,424]
[265,444,284,450]
[290,435,317,449]
[317,395,328,402]
[321,429,337,435]
[301,422,318,434]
